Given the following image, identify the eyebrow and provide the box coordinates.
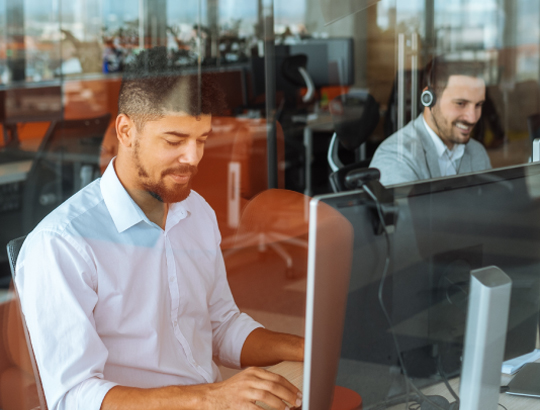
[163,129,213,138]
[452,98,485,104]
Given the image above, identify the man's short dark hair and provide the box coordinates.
[118,47,226,129]
[425,56,485,97]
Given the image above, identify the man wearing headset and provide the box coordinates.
[370,58,491,186]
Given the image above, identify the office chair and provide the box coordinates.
[22,114,110,233]
[280,54,315,104]
[225,189,309,278]
[5,236,48,410]
[383,69,425,139]
[327,91,380,192]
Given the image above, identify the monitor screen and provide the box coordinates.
[304,163,540,408]
[249,38,355,98]
[286,38,355,87]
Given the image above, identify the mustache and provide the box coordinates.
[161,164,198,178]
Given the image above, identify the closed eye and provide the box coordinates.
[165,139,184,146]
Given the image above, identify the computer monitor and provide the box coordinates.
[249,38,355,99]
[284,38,355,88]
[303,163,540,409]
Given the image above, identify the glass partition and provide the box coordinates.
[1,0,540,408]
[306,163,540,408]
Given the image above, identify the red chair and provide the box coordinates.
[4,237,48,410]
[332,385,363,410]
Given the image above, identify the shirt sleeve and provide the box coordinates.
[207,234,263,369]
[483,145,492,169]
[15,229,118,410]
[370,137,423,186]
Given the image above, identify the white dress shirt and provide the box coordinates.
[15,160,262,410]
[423,116,465,177]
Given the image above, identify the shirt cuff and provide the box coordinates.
[63,377,118,410]
[220,313,264,369]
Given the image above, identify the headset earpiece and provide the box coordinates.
[421,87,436,108]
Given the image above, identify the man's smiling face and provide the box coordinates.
[132,112,212,203]
[429,75,485,149]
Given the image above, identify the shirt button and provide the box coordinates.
[173,320,178,326]
[169,277,174,282]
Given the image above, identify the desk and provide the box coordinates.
[266,361,540,410]
[0,160,32,185]
[385,372,540,410]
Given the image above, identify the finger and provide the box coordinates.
[241,368,302,408]
[252,369,301,397]
[244,402,263,410]
[250,378,302,408]
[248,388,292,410]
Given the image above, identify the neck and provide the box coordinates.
[114,156,169,229]
[423,109,454,150]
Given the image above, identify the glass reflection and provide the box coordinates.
[1,0,540,408]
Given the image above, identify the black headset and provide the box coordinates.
[421,59,437,108]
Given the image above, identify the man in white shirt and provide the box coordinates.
[15,47,304,410]
[370,58,492,186]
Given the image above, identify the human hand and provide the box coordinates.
[204,367,302,410]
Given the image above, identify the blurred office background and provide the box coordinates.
[1,0,540,407]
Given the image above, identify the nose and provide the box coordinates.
[179,139,201,166]
[464,104,481,124]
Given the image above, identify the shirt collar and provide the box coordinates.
[100,159,191,233]
[422,115,465,160]
[101,159,149,232]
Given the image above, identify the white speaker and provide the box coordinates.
[533,138,540,162]
[459,266,512,410]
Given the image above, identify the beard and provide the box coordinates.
[431,105,476,146]
[133,142,198,203]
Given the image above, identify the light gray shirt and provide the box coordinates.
[370,114,492,186]
[423,115,465,177]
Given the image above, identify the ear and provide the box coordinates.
[116,114,136,149]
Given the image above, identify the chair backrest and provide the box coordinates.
[329,91,380,152]
[7,237,25,278]
[327,92,379,179]
[328,160,372,193]
[384,68,425,138]
[7,236,48,410]
[22,114,111,233]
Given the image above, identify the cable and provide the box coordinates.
[498,403,508,410]
[368,393,420,410]
[362,184,449,410]
[437,351,460,404]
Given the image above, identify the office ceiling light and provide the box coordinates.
[320,0,380,25]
